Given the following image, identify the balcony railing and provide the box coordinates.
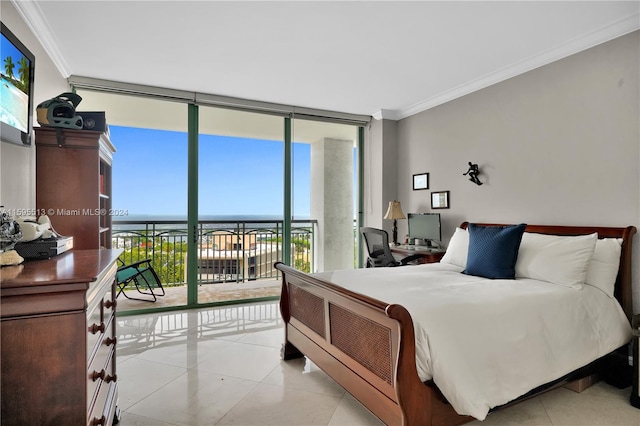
[112,219,317,286]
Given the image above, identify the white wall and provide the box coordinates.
[389,31,640,311]
[0,2,71,211]
[363,119,401,237]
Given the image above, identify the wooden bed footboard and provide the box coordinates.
[275,262,472,426]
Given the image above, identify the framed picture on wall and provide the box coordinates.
[431,191,450,209]
[413,173,429,190]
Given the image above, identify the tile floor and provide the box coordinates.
[116,301,640,426]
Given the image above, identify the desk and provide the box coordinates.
[391,245,445,264]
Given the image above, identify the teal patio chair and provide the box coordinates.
[116,259,166,302]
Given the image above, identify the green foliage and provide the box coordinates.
[118,236,187,287]
[295,258,310,272]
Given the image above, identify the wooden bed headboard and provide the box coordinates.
[460,222,637,321]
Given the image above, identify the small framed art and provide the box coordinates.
[431,191,450,209]
[413,173,429,190]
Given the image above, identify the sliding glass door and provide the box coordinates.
[77,90,190,312]
[197,106,285,304]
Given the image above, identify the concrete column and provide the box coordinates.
[311,137,354,272]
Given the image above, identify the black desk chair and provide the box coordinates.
[360,227,423,267]
[116,259,166,302]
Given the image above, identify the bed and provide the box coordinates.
[275,222,637,426]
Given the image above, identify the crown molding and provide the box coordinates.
[386,12,640,121]
[11,0,70,78]
[372,109,402,121]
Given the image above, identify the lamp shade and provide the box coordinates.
[384,200,405,220]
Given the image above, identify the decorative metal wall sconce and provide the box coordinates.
[463,162,483,186]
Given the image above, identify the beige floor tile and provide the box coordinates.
[262,356,346,397]
[236,326,285,348]
[133,336,223,369]
[117,357,186,411]
[125,369,259,425]
[468,395,552,426]
[540,384,640,426]
[328,394,385,426]
[195,338,282,381]
[216,382,342,425]
[118,412,180,426]
[117,412,179,426]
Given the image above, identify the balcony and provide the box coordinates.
[112,218,317,310]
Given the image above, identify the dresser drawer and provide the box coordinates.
[88,349,117,426]
[87,314,116,411]
[86,263,117,362]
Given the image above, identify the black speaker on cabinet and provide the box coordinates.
[77,111,108,133]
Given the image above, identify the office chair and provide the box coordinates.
[116,258,166,302]
[360,227,423,267]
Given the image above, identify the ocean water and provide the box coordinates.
[119,214,288,222]
[112,214,313,232]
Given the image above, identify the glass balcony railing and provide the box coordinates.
[112,219,317,288]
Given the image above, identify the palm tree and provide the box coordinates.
[3,56,15,80]
[17,57,29,90]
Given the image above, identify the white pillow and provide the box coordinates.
[584,238,622,297]
[440,227,469,268]
[515,232,597,288]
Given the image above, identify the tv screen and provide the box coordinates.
[408,213,441,246]
[1,22,35,146]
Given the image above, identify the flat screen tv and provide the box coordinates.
[1,22,35,146]
[408,212,441,247]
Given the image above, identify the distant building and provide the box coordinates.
[186,231,281,283]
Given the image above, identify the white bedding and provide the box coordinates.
[314,263,631,420]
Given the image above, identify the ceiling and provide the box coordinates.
[14,1,640,121]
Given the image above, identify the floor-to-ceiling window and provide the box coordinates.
[74,83,368,315]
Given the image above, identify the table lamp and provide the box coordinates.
[384,200,405,245]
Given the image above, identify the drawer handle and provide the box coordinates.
[88,322,105,334]
[103,336,117,347]
[105,373,118,383]
[103,299,117,309]
[90,369,105,382]
[90,415,106,426]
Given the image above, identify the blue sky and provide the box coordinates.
[1,31,28,76]
[110,126,311,217]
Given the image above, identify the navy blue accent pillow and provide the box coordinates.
[463,223,527,279]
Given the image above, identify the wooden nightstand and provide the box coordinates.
[390,246,445,264]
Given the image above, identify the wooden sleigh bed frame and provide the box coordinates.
[275,223,637,426]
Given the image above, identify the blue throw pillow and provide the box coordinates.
[463,223,527,279]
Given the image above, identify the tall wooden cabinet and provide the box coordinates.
[0,249,122,425]
[35,127,115,250]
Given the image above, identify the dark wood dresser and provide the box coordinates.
[1,249,122,425]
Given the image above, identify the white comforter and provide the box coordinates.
[314,263,631,420]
